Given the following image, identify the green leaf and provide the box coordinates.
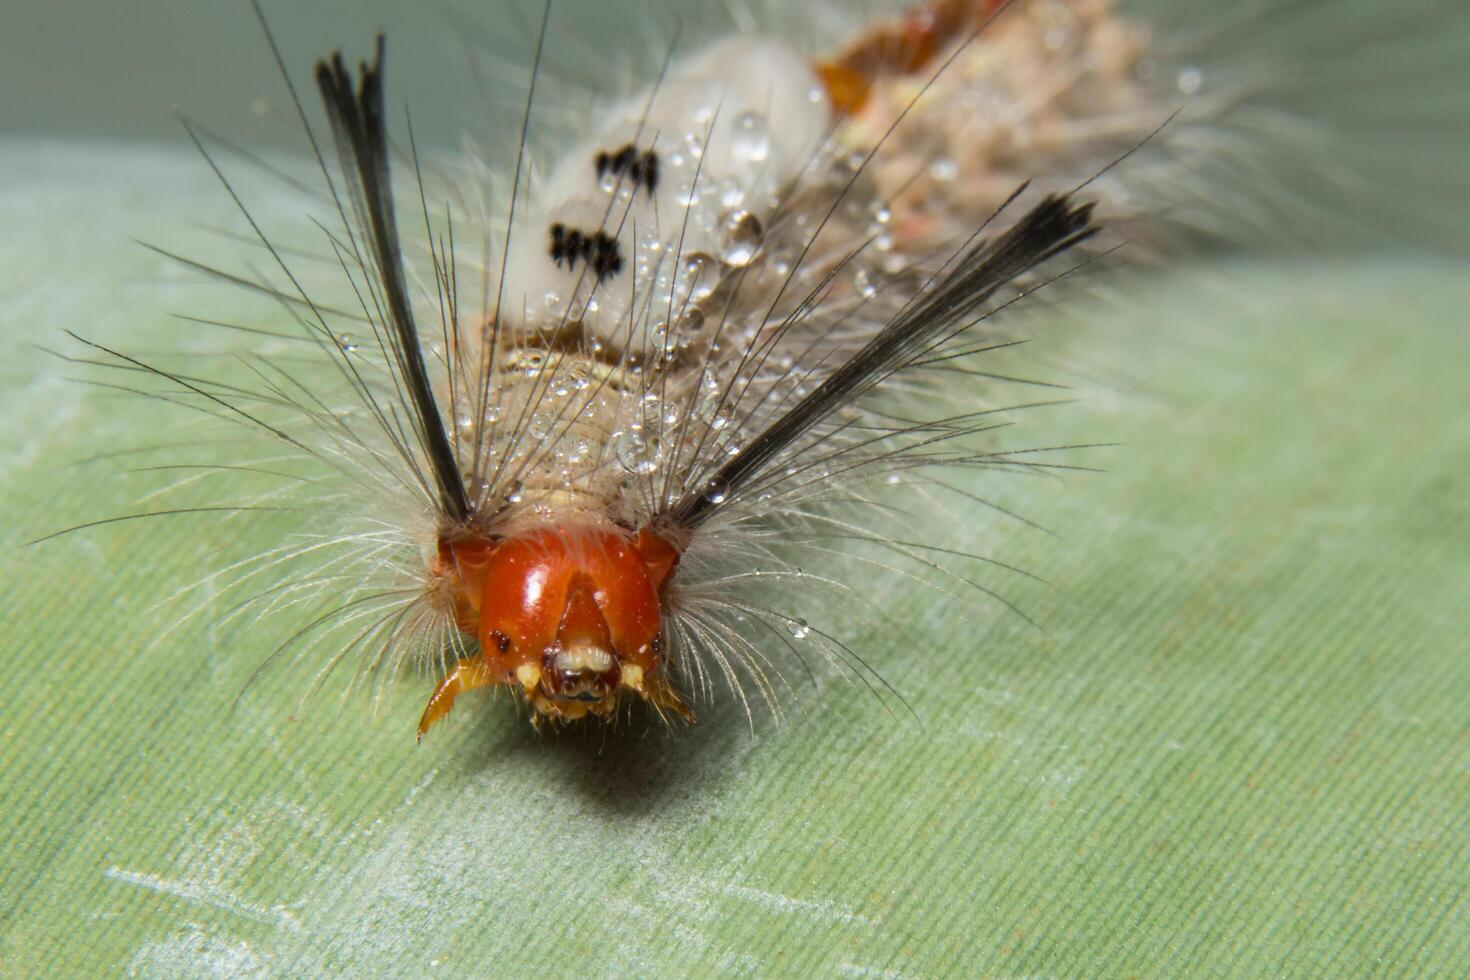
[2,143,1467,977]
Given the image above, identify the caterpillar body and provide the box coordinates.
[408,0,1105,733]
[65,0,1302,737]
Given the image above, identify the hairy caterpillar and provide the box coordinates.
[50,0,1412,738]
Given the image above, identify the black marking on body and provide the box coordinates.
[595,143,659,195]
[549,223,624,281]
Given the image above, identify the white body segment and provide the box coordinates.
[499,37,833,352]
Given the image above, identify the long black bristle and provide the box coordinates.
[313,37,471,523]
[666,192,1097,529]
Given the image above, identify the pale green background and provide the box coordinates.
[2,1,1469,976]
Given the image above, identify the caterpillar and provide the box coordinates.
[54,0,1405,738]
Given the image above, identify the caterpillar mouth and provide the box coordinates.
[418,649,694,737]
[555,689,607,703]
[507,648,627,720]
[543,646,619,704]
[509,657,693,725]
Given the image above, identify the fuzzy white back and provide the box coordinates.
[499,36,832,351]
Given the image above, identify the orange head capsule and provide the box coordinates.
[418,525,689,737]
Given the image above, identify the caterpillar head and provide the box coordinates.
[419,524,690,736]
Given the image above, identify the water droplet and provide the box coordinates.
[337,333,359,353]
[1177,66,1203,95]
[790,619,811,639]
[853,268,878,299]
[1043,26,1074,50]
[675,307,706,338]
[719,177,746,209]
[681,252,720,304]
[731,111,770,165]
[518,350,547,377]
[718,209,763,267]
[615,430,661,475]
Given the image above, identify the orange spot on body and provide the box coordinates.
[816,0,1004,115]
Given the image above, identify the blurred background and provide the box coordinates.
[5,0,1468,265]
[4,0,462,147]
[2,1,1467,975]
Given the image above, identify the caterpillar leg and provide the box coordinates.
[632,667,696,724]
[417,656,501,741]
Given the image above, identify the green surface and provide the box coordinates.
[2,141,1469,977]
